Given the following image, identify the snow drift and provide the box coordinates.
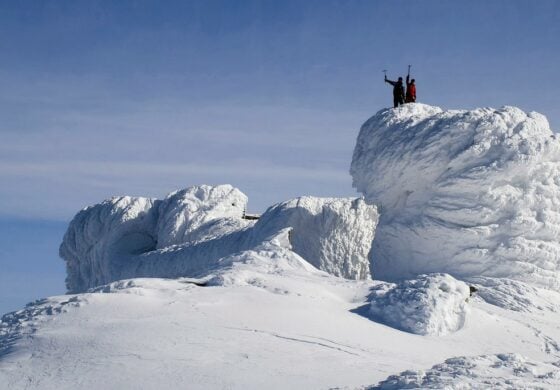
[60,185,378,292]
[351,103,560,289]
[368,273,470,336]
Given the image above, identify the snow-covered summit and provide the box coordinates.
[7,103,560,389]
[351,103,560,289]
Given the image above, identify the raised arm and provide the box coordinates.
[406,74,410,85]
[385,77,397,86]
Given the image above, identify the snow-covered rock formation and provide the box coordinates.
[249,197,378,279]
[154,185,248,248]
[60,185,378,292]
[368,273,470,335]
[351,103,560,289]
[60,185,253,293]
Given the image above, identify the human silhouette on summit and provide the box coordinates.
[384,75,405,108]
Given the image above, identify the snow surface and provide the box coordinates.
[370,353,560,389]
[4,232,560,388]
[5,104,560,388]
[60,185,377,292]
[351,103,560,289]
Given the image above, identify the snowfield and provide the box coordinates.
[3,103,560,389]
[3,238,560,389]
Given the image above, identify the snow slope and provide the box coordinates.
[4,232,560,388]
[351,103,560,289]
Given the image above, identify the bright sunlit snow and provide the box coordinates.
[3,104,560,389]
[351,104,560,288]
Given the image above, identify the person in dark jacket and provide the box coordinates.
[384,75,405,108]
[406,74,416,103]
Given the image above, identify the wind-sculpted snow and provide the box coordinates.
[370,353,560,389]
[61,185,377,292]
[249,197,378,280]
[60,195,158,293]
[60,185,253,292]
[467,276,560,313]
[155,186,248,248]
[368,274,470,335]
[351,103,560,289]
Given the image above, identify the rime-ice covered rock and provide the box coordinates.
[368,274,470,335]
[155,185,247,248]
[351,103,560,289]
[60,195,157,293]
[250,197,378,279]
[60,185,253,293]
[60,186,377,292]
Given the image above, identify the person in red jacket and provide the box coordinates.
[406,74,416,103]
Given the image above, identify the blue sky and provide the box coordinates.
[1,0,559,313]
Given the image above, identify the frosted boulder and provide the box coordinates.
[60,196,157,294]
[61,185,378,292]
[155,185,247,248]
[368,273,470,335]
[250,197,378,279]
[60,185,252,293]
[351,103,560,289]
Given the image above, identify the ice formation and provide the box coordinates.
[351,103,560,289]
[154,186,248,248]
[249,197,377,279]
[368,273,470,335]
[60,185,377,292]
[60,185,252,293]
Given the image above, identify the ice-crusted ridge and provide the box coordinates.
[60,185,378,292]
[351,103,560,289]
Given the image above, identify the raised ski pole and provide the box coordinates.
[407,65,411,77]
[383,69,387,80]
